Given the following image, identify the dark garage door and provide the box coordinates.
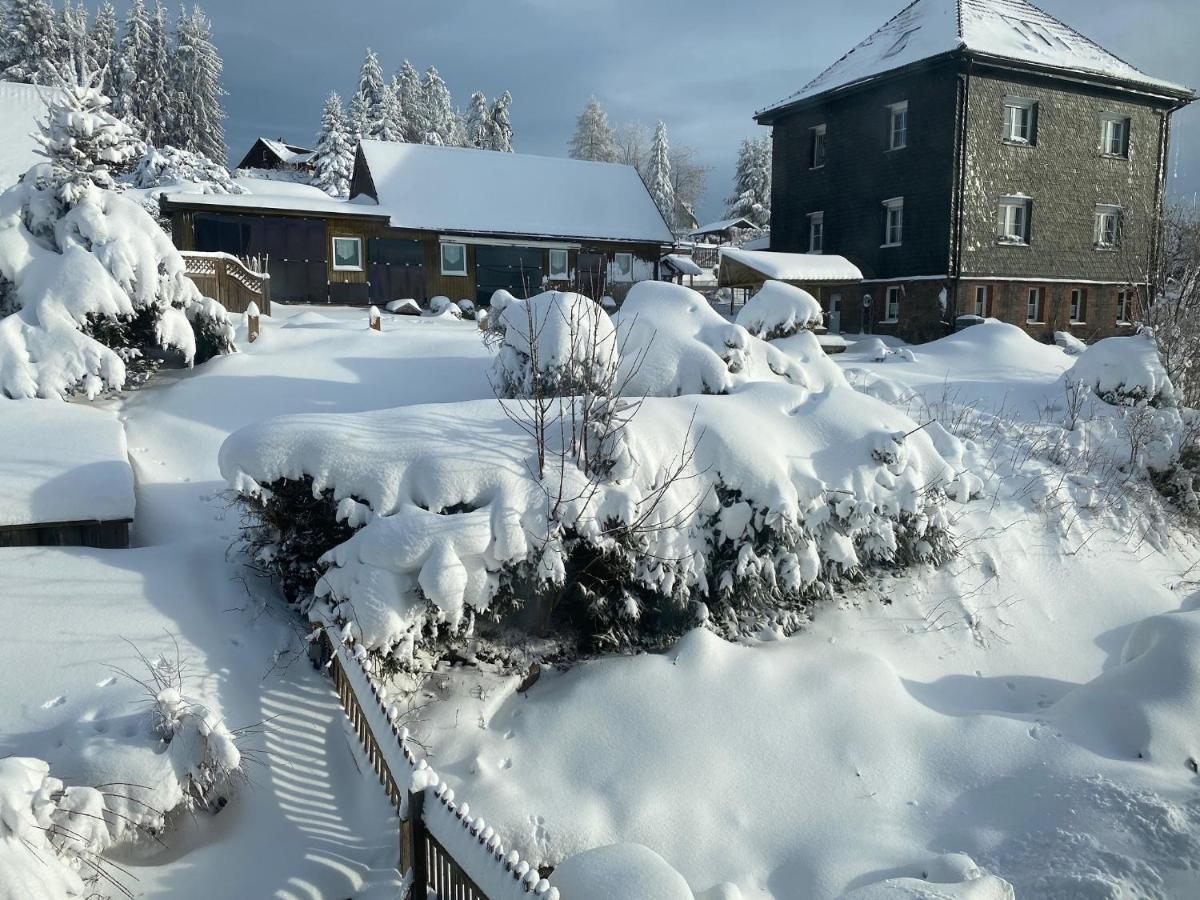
[368,237,426,305]
[474,245,543,306]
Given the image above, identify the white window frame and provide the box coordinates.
[887,101,909,151]
[811,124,827,169]
[1100,114,1130,158]
[440,241,468,276]
[882,197,904,247]
[1026,287,1042,323]
[807,211,824,254]
[884,286,901,322]
[1070,288,1087,323]
[548,248,570,280]
[331,235,364,272]
[974,285,990,317]
[1094,205,1122,248]
[1117,290,1133,324]
[1003,97,1036,144]
[612,252,633,283]
[997,197,1031,245]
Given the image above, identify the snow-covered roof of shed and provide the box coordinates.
[688,216,758,236]
[758,0,1192,116]
[720,248,864,283]
[160,176,389,218]
[0,81,57,189]
[259,138,316,165]
[355,141,674,244]
[662,254,706,276]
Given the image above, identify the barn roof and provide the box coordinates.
[352,141,674,245]
[757,0,1193,119]
[0,81,56,189]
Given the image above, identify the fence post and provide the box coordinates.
[401,787,427,897]
[246,301,261,343]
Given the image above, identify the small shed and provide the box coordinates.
[0,403,135,549]
[718,247,864,333]
[687,216,758,245]
[236,138,317,173]
[661,253,706,286]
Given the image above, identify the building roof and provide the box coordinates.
[758,0,1193,118]
[719,248,864,286]
[259,138,316,165]
[662,254,706,276]
[353,141,674,245]
[688,216,758,237]
[0,81,56,189]
[160,175,390,219]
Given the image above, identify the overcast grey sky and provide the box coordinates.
[198,0,1199,222]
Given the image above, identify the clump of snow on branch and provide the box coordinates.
[734,280,824,340]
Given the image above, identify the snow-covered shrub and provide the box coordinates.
[425,295,462,318]
[734,280,823,340]
[130,144,243,194]
[1068,331,1175,407]
[1055,330,1088,356]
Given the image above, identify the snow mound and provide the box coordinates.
[386,299,421,316]
[1068,331,1174,406]
[1054,330,1087,356]
[841,854,1013,899]
[553,843,694,899]
[426,295,462,318]
[734,280,823,339]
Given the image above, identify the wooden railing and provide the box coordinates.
[182,252,271,316]
[322,631,558,900]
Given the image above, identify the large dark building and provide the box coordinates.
[757,0,1194,341]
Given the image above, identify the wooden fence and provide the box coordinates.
[323,631,557,900]
[181,252,271,316]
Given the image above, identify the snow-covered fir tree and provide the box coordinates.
[725,135,771,229]
[88,1,119,95]
[355,48,386,140]
[395,60,424,142]
[345,90,369,144]
[115,0,151,124]
[489,90,513,152]
[57,0,90,81]
[143,0,173,146]
[420,66,454,145]
[376,80,403,142]
[646,121,676,227]
[313,92,355,197]
[171,6,225,162]
[464,90,489,149]
[569,97,618,162]
[0,0,61,84]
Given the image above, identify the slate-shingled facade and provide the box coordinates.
[756,0,1194,342]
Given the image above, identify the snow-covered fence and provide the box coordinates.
[182,251,272,316]
[322,630,558,900]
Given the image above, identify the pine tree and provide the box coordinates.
[313,92,354,197]
[346,90,369,145]
[356,48,386,140]
[646,121,675,228]
[1,0,61,84]
[420,66,454,145]
[88,1,119,95]
[395,60,423,142]
[464,90,489,149]
[141,0,172,146]
[488,90,513,152]
[569,97,617,162]
[376,80,403,142]
[725,136,772,229]
[172,6,225,162]
[57,0,90,82]
[115,0,151,125]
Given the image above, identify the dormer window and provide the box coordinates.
[887,101,908,151]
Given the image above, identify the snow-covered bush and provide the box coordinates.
[130,144,243,194]
[1055,330,1087,356]
[425,295,462,318]
[734,280,823,340]
[1068,331,1175,407]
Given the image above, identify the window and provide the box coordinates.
[1070,288,1088,323]
[883,198,904,246]
[974,285,991,317]
[1027,287,1042,322]
[1095,205,1122,248]
[811,124,827,169]
[612,252,633,282]
[1004,98,1036,144]
[1101,115,1130,158]
[888,101,908,151]
[548,248,569,280]
[997,197,1031,244]
[1117,290,1134,324]
[808,212,824,254]
[885,286,901,321]
[331,236,363,271]
[440,241,467,276]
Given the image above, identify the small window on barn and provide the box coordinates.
[440,242,467,276]
[612,252,633,282]
[1003,98,1037,144]
[332,236,363,271]
[548,248,569,280]
[811,124,827,169]
[887,101,908,151]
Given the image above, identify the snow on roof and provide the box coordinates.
[259,138,316,165]
[758,0,1192,116]
[689,217,757,236]
[662,254,706,276]
[0,81,56,189]
[0,401,135,527]
[356,141,674,244]
[719,247,864,283]
[160,176,388,218]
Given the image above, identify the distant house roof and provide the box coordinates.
[688,216,757,237]
[757,0,1194,119]
[0,81,56,188]
[351,141,674,245]
[235,137,317,171]
[718,248,864,287]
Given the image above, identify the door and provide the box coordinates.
[474,245,544,306]
[828,293,842,333]
[368,237,426,305]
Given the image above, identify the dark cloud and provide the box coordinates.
[188,0,1198,219]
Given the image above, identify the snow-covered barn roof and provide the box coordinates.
[662,254,706,276]
[160,176,390,219]
[757,0,1194,118]
[718,248,864,286]
[0,81,56,189]
[688,216,757,237]
[352,141,674,245]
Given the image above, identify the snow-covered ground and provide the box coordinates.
[3,309,1199,898]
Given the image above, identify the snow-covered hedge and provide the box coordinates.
[1068,331,1175,407]
[733,280,823,340]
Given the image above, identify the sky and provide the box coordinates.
[151,0,1200,222]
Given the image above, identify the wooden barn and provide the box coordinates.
[719,247,864,333]
[163,141,674,307]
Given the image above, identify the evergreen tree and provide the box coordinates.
[646,121,676,228]
[356,48,386,139]
[376,80,403,142]
[88,1,119,95]
[1,0,61,84]
[58,0,90,82]
[488,90,513,152]
[420,66,454,145]
[172,6,225,162]
[395,60,423,142]
[464,90,489,149]
[115,0,151,125]
[346,90,369,144]
[569,97,617,162]
[313,92,354,197]
[725,136,771,229]
[141,0,172,145]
